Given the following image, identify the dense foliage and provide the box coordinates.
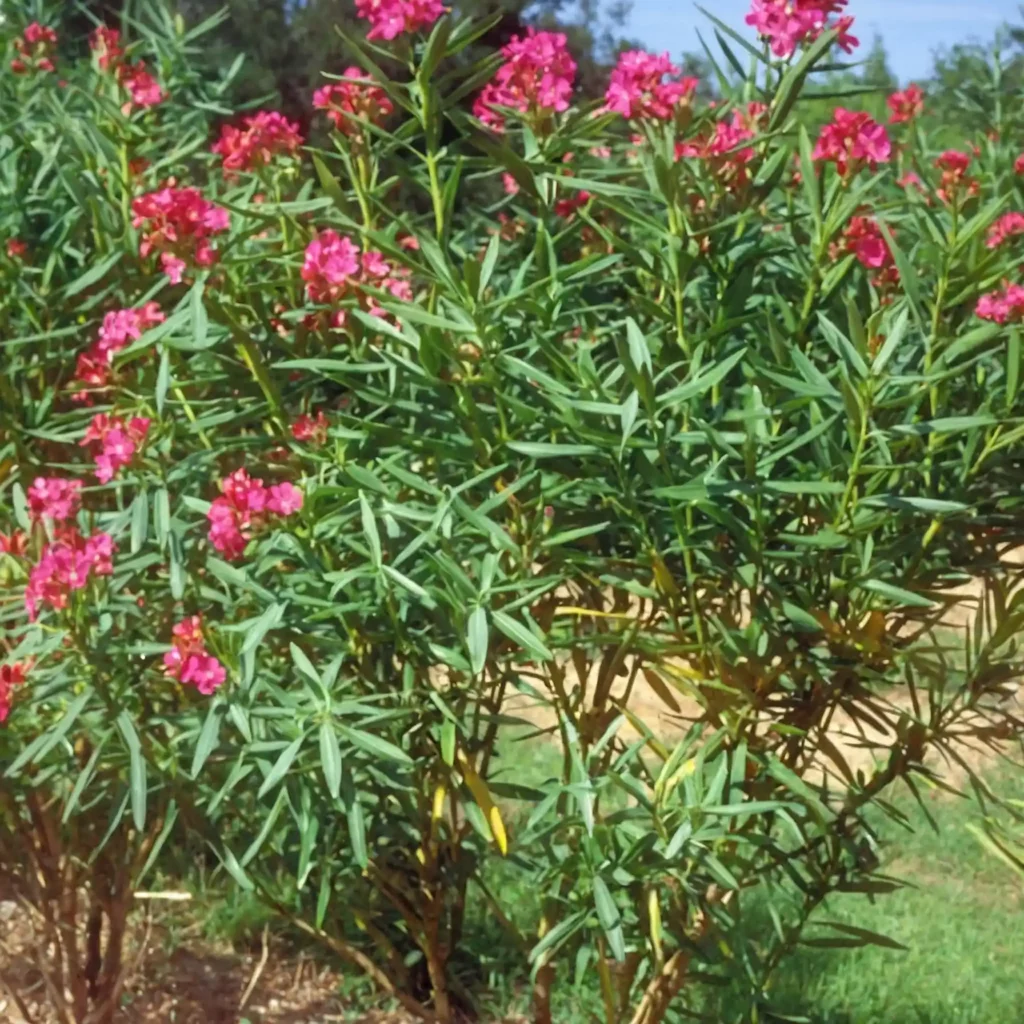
[2,2,1024,1023]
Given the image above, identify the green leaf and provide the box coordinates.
[339,725,413,766]
[117,711,146,831]
[64,250,122,298]
[360,491,382,567]
[493,609,554,661]
[592,876,626,962]
[191,703,222,778]
[130,489,149,554]
[348,798,368,868]
[319,721,342,799]
[290,643,321,685]
[506,441,599,458]
[466,606,488,676]
[858,579,937,609]
[241,602,285,656]
[258,736,304,797]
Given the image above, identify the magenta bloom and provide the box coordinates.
[302,230,411,319]
[302,230,361,304]
[11,22,58,75]
[604,50,698,122]
[212,111,303,173]
[976,283,1024,325]
[24,530,116,621]
[887,84,924,124]
[473,29,576,132]
[986,212,1024,250]
[0,662,29,724]
[314,68,394,136]
[746,0,857,59]
[207,468,302,561]
[164,616,226,696]
[118,61,166,111]
[73,302,165,401]
[80,413,151,483]
[132,186,230,284]
[292,411,330,445]
[89,26,123,70]
[813,108,890,176]
[354,0,444,42]
[27,477,83,522]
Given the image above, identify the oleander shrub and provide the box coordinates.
[2,2,1024,1023]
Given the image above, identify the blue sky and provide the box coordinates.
[624,1,1020,83]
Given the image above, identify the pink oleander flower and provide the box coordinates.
[133,186,230,284]
[313,68,393,137]
[80,413,151,483]
[553,191,590,218]
[1015,154,1024,176]
[934,149,978,204]
[473,29,576,133]
[6,238,27,260]
[832,215,899,292]
[986,212,1024,250]
[212,110,304,173]
[89,26,123,71]
[0,530,28,557]
[977,283,1024,325]
[676,104,763,192]
[206,468,303,561]
[118,61,166,111]
[11,22,57,75]
[604,50,698,122]
[24,529,115,621]
[745,0,857,59]
[302,229,411,319]
[292,411,329,445]
[0,661,29,724]
[164,616,226,695]
[887,83,924,124]
[27,477,83,522]
[302,230,361,304]
[897,171,924,193]
[813,108,890,177]
[354,0,444,41]
[72,302,165,401]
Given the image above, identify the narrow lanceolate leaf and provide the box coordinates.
[258,736,304,797]
[493,610,554,662]
[466,606,488,676]
[592,876,626,962]
[319,721,342,799]
[117,711,146,831]
[360,491,382,566]
[458,752,508,856]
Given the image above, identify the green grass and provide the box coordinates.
[478,729,1024,1023]
[719,774,1024,1024]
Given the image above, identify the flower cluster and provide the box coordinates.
[0,531,28,557]
[934,150,978,204]
[745,0,857,59]
[313,69,394,138]
[132,186,230,284]
[813,108,890,176]
[986,212,1024,249]
[212,111,304,174]
[834,215,899,293]
[74,302,166,400]
[604,50,698,123]
[89,26,124,70]
[474,29,576,132]
[354,0,444,42]
[11,22,57,75]
[292,411,330,445]
[302,229,412,322]
[0,662,28,724]
[89,25,166,111]
[207,468,303,561]
[81,414,151,483]
[676,104,764,192]
[25,530,116,621]
[163,617,226,695]
[887,84,924,124]
[977,283,1024,325]
[6,238,27,261]
[28,477,82,522]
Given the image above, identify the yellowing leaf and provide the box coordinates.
[458,753,508,856]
